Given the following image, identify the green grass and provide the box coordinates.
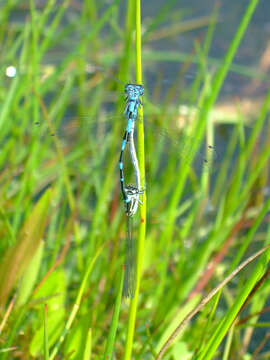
[0,0,270,359]
[123,1,146,359]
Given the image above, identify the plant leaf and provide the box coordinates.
[0,189,51,306]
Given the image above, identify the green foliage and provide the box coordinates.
[16,241,44,307]
[0,0,269,359]
[30,269,66,357]
[0,189,51,306]
[64,315,91,359]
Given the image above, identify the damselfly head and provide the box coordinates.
[125,84,144,98]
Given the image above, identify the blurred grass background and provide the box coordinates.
[0,0,270,359]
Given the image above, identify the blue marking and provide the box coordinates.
[119,162,123,170]
[121,139,126,150]
[120,177,124,182]
[125,198,131,203]
[127,119,133,132]
[129,101,135,113]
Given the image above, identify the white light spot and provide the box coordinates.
[6,66,16,78]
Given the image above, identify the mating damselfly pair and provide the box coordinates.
[119,83,144,298]
[34,76,218,298]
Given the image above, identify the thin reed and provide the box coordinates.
[0,0,269,359]
[124,1,146,359]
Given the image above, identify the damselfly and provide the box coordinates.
[119,84,144,203]
[119,83,144,298]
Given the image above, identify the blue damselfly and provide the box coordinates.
[33,82,216,296]
[119,83,144,298]
[119,84,144,205]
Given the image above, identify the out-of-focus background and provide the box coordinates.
[0,0,270,359]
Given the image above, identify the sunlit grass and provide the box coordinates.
[0,0,270,359]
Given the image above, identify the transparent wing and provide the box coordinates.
[33,103,218,174]
[123,215,136,298]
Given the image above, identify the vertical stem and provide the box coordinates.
[155,0,261,306]
[124,0,146,359]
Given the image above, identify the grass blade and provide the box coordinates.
[104,268,124,359]
[0,189,51,306]
[43,304,49,360]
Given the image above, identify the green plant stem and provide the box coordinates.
[124,0,146,359]
[156,245,270,359]
[197,250,270,360]
[43,304,49,360]
[104,269,124,359]
[49,244,104,360]
[155,0,261,306]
